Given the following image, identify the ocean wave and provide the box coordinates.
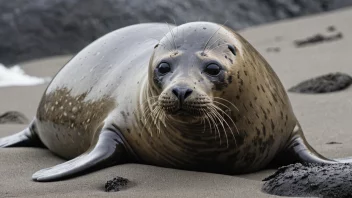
[0,63,51,87]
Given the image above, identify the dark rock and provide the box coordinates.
[266,47,281,53]
[0,111,28,124]
[105,176,130,192]
[263,163,352,198]
[1,0,352,66]
[326,141,342,144]
[288,72,352,93]
[294,32,343,47]
[327,25,336,32]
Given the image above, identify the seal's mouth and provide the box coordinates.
[161,103,209,117]
[173,108,196,116]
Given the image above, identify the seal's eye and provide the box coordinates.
[228,45,236,56]
[204,64,221,76]
[157,62,171,74]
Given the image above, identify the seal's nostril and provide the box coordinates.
[184,89,193,99]
[172,88,179,97]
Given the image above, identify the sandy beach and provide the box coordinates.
[1,7,352,198]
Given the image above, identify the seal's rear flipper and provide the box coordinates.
[32,129,128,182]
[272,124,352,167]
[0,121,44,148]
[271,125,337,167]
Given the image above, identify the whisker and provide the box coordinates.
[160,111,167,128]
[205,111,222,145]
[201,117,206,133]
[140,96,159,106]
[141,100,158,113]
[141,103,155,122]
[203,109,221,144]
[213,97,240,112]
[141,99,158,120]
[202,20,228,53]
[206,42,232,53]
[144,108,156,135]
[153,107,164,136]
[202,109,213,135]
[155,109,161,136]
[212,104,240,136]
[211,105,237,147]
[143,38,173,53]
[153,107,162,125]
[142,106,151,122]
[204,37,222,53]
[166,22,177,51]
[160,112,167,136]
[145,106,160,134]
[209,108,229,148]
[156,108,165,135]
[156,26,174,48]
[172,17,178,40]
[213,101,231,111]
[182,21,186,46]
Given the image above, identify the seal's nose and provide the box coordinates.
[172,87,193,104]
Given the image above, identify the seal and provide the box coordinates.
[1,22,351,182]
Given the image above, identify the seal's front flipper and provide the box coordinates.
[272,124,337,167]
[32,129,128,182]
[0,121,44,148]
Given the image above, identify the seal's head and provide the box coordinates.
[148,22,244,122]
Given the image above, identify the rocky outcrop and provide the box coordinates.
[288,73,352,93]
[263,163,352,198]
[1,0,351,65]
[0,111,28,124]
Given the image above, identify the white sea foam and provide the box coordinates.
[0,63,51,87]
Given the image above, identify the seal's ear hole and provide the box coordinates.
[228,45,236,56]
[154,44,159,49]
